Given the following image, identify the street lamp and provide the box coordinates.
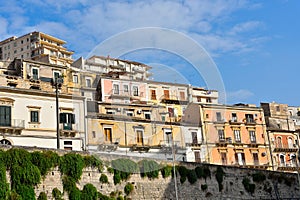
[52,76,63,149]
[166,112,179,200]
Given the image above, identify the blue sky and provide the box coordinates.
[0,0,299,106]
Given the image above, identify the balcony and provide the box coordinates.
[109,89,144,100]
[245,118,256,126]
[229,119,242,125]
[0,119,25,134]
[160,95,189,105]
[277,163,300,171]
[98,138,120,152]
[59,123,78,137]
[186,142,202,147]
[273,143,298,152]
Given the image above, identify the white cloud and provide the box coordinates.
[228,21,264,35]
[1,0,267,60]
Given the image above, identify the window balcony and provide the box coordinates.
[59,123,79,137]
[273,143,298,152]
[0,119,25,134]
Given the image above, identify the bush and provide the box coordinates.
[187,169,197,184]
[8,191,23,200]
[100,174,109,184]
[31,151,59,177]
[15,185,36,200]
[215,166,225,192]
[68,187,81,200]
[117,196,124,200]
[62,175,76,192]
[107,167,114,174]
[203,166,211,180]
[139,160,159,179]
[180,176,186,184]
[84,155,103,172]
[111,159,139,181]
[0,163,9,199]
[52,188,63,200]
[201,184,208,191]
[242,177,255,194]
[195,166,204,179]
[59,153,84,181]
[113,172,121,185]
[252,172,266,183]
[124,183,134,196]
[161,165,173,178]
[81,183,98,200]
[37,192,47,200]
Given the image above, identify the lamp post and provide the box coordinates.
[52,76,63,149]
[166,112,178,200]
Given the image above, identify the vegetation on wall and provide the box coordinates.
[242,177,256,194]
[0,147,298,199]
[215,166,225,192]
[124,183,134,196]
[139,160,160,179]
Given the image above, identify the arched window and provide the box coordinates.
[276,137,282,148]
[279,154,285,166]
[288,137,294,148]
[0,139,11,145]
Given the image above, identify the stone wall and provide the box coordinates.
[32,152,300,200]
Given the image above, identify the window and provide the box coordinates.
[194,151,201,163]
[206,114,209,119]
[231,113,237,122]
[279,154,285,166]
[253,153,259,165]
[151,90,156,100]
[276,137,282,148]
[136,130,144,145]
[249,130,256,143]
[64,141,72,150]
[30,111,39,123]
[164,90,170,99]
[192,132,198,144]
[234,130,241,142]
[235,153,246,165]
[288,137,294,148]
[32,68,39,80]
[86,78,91,88]
[53,71,61,82]
[197,97,201,102]
[144,112,151,120]
[59,113,75,130]
[164,129,172,145]
[73,75,78,83]
[161,115,166,122]
[276,106,280,112]
[123,85,129,92]
[14,42,17,47]
[113,84,119,94]
[180,91,185,100]
[133,86,139,96]
[221,153,227,165]
[106,109,115,115]
[0,106,11,126]
[216,112,222,121]
[168,107,174,117]
[218,129,225,141]
[245,114,254,123]
[92,131,96,138]
[206,98,212,103]
[126,111,133,117]
[104,128,112,142]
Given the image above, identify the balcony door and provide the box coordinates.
[104,128,112,143]
[0,106,11,126]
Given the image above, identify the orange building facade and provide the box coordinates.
[200,104,271,170]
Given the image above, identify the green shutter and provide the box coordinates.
[59,113,66,123]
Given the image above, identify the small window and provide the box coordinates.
[151,90,156,100]
[218,129,225,141]
[73,75,78,83]
[206,98,212,103]
[30,111,39,123]
[123,85,129,92]
[127,111,133,116]
[144,112,151,120]
[133,86,139,96]
[197,97,201,102]
[53,71,61,82]
[276,106,280,112]
[216,112,222,121]
[113,84,119,94]
[86,78,91,88]
[180,91,185,100]
[231,113,237,122]
[92,131,96,138]
[32,68,39,80]
[164,90,170,99]
[206,113,209,119]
